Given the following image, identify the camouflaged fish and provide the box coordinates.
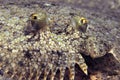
[0,1,120,80]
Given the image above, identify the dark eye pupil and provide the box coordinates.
[81,19,84,23]
[33,16,37,19]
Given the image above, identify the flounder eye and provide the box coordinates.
[80,17,87,24]
[30,13,38,20]
[73,16,88,33]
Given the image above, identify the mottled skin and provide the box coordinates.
[0,11,88,80]
[24,12,88,80]
[0,1,119,80]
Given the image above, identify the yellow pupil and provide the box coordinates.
[82,19,87,24]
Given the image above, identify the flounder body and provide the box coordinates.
[0,1,120,80]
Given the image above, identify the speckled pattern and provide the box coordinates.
[0,0,120,80]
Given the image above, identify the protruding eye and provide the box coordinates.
[30,13,38,20]
[80,17,87,24]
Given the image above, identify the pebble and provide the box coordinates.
[0,53,5,57]
[12,49,18,53]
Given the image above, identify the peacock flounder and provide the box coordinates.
[0,2,119,80]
